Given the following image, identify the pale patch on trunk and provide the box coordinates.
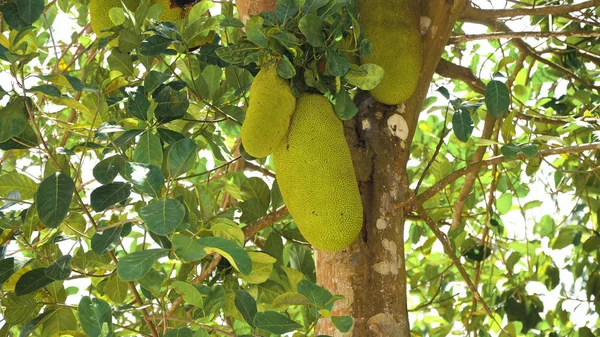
[368,313,403,337]
[387,114,409,140]
[372,239,399,275]
[376,218,387,230]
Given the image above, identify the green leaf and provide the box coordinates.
[240,252,276,284]
[140,198,185,235]
[253,311,302,334]
[30,84,62,97]
[452,108,474,142]
[215,42,257,64]
[144,71,171,93]
[275,0,299,22]
[344,64,384,90]
[485,80,510,119]
[106,274,129,303]
[168,139,199,177]
[117,248,169,281]
[40,308,78,337]
[0,99,28,143]
[164,327,194,337]
[326,49,350,77]
[200,65,223,101]
[520,144,539,158]
[246,16,268,48]
[154,86,189,119]
[15,268,54,296]
[139,35,173,56]
[78,296,112,337]
[171,281,204,307]
[134,131,163,166]
[36,173,75,228]
[496,193,513,215]
[45,255,72,280]
[126,86,150,120]
[277,56,296,79]
[500,145,521,160]
[298,15,324,47]
[91,226,123,255]
[334,90,358,120]
[93,156,124,185]
[108,49,134,76]
[172,233,206,261]
[0,257,16,284]
[198,236,252,275]
[2,293,36,324]
[0,172,38,200]
[297,280,332,308]
[16,0,44,24]
[331,316,353,333]
[272,293,313,307]
[122,162,165,196]
[90,182,131,212]
[234,290,257,328]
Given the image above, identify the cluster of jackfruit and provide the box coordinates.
[90,0,197,39]
[358,0,422,105]
[241,69,363,251]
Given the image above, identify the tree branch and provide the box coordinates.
[461,0,600,20]
[416,142,600,204]
[449,30,600,44]
[243,206,290,240]
[435,59,486,94]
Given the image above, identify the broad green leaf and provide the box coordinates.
[90,182,131,212]
[344,64,384,90]
[78,297,112,337]
[16,0,44,24]
[154,86,189,119]
[172,233,206,261]
[134,131,163,166]
[164,327,194,337]
[122,162,165,196]
[15,268,54,296]
[140,198,185,235]
[275,0,299,22]
[335,90,358,120]
[297,280,332,308]
[40,308,78,337]
[331,316,353,333]
[500,145,520,160]
[234,290,257,328]
[108,49,134,76]
[496,193,513,215]
[171,281,204,307]
[240,177,270,205]
[240,252,276,284]
[168,138,199,177]
[36,173,75,228]
[45,255,72,280]
[272,293,312,307]
[91,226,123,255]
[485,80,510,119]
[198,236,252,275]
[106,274,129,303]
[277,56,296,79]
[326,48,350,77]
[253,311,302,334]
[452,108,474,142]
[145,71,171,93]
[93,156,124,185]
[0,257,16,284]
[210,218,244,246]
[298,15,324,47]
[0,172,38,200]
[117,249,169,281]
[139,35,173,56]
[246,16,269,48]
[0,98,27,143]
[126,86,150,120]
[2,293,36,324]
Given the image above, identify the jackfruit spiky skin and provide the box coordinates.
[152,0,197,21]
[90,0,139,38]
[273,95,363,251]
[241,66,296,158]
[358,0,422,105]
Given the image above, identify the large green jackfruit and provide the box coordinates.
[273,95,363,251]
[90,0,140,38]
[359,0,422,105]
[241,66,296,158]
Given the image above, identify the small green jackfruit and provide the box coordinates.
[90,0,140,38]
[152,0,197,21]
[359,0,422,105]
[241,66,296,158]
[273,95,363,251]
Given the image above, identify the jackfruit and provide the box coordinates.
[152,0,197,21]
[89,0,140,38]
[241,66,296,158]
[273,95,363,251]
[358,0,422,105]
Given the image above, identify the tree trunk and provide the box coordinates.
[237,0,467,335]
